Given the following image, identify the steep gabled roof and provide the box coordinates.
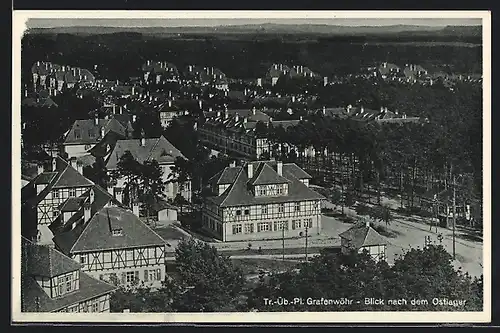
[21,237,81,278]
[210,167,240,185]
[63,118,130,145]
[339,223,388,249]
[250,163,291,186]
[21,237,116,312]
[55,206,166,254]
[105,136,185,170]
[22,156,94,208]
[208,161,325,208]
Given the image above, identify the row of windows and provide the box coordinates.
[232,218,314,235]
[229,201,319,221]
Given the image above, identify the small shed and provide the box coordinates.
[153,199,178,222]
[339,221,388,262]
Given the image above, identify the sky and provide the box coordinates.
[26,18,482,29]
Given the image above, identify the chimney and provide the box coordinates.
[168,100,172,107]
[24,89,28,98]
[112,104,116,114]
[257,78,262,86]
[380,106,384,113]
[100,126,105,138]
[243,117,248,124]
[51,158,57,172]
[277,161,283,176]
[225,111,229,119]
[132,201,140,217]
[89,188,95,204]
[37,163,44,175]
[198,100,202,109]
[147,60,151,66]
[84,202,92,223]
[300,116,303,121]
[230,161,236,167]
[209,107,213,112]
[216,111,221,118]
[62,66,66,72]
[360,106,364,114]
[188,65,193,72]
[323,76,328,86]
[140,137,146,147]
[235,115,239,123]
[94,117,99,126]
[70,157,78,170]
[292,96,296,103]
[76,161,83,175]
[37,61,40,66]
[322,106,326,116]
[132,115,137,123]
[366,219,370,228]
[252,106,256,115]
[119,106,123,114]
[247,163,253,179]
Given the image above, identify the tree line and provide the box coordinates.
[110,238,483,312]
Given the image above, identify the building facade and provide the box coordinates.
[104,136,192,203]
[21,157,95,246]
[53,206,167,289]
[21,237,116,313]
[339,221,388,262]
[202,160,324,242]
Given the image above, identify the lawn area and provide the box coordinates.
[153,225,187,241]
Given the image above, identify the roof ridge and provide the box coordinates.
[146,137,161,162]
[69,207,97,254]
[219,167,245,207]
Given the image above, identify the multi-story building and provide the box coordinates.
[52,206,167,288]
[202,160,324,241]
[61,115,134,159]
[104,136,192,203]
[339,221,388,262]
[158,100,189,128]
[198,107,299,160]
[21,237,116,313]
[21,156,95,246]
[31,61,95,92]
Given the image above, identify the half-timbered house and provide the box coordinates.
[52,206,168,288]
[21,156,95,246]
[339,221,388,262]
[21,237,116,313]
[203,160,325,241]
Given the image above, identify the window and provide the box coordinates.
[53,210,59,217]
[147,269,162,281]
[261,205,268,215]
[90,299,100,312]
[278,203,285,214]
[84,144,92,150]
[88,129,95,137]
[274,221,289,231]
[244,223,254,234]
[294,202,301,212]
[68,305,79,312]
[69,188,77,197]
[126,271,137,283]
[244,209,250,216]
[277,185,283,195]
[57,273,73,295]
[259,187,267,196]
[292,219,302,230]
[52,189,60,199]
[236,210,242,216]
[305,218,313,228]
[112,228,123,236]
[232,224,242,234]
[80,255,86,264]
[74,129,81,139]
[257,222,270,232]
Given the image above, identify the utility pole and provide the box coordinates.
[282,223,285,261]
[305,224,309,261]
[452,174,456,260]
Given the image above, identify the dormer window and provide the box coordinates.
[112,228,123,236]
[56,272,75,296]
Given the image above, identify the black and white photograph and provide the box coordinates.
[12,10,490,323]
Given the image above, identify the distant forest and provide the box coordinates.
[21,31,482,82]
